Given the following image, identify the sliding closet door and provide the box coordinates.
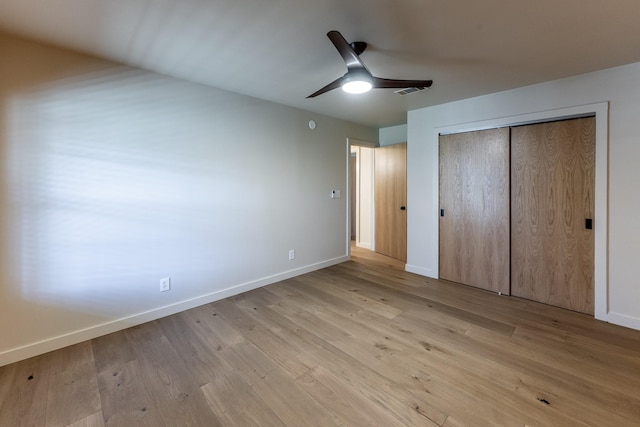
[439,128,510,294]
[511,117,595,314]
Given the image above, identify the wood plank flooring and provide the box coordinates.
[2,245,640,426]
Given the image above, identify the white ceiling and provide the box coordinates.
[2,0,640,128]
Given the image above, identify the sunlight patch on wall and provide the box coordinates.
[5,69,267,316]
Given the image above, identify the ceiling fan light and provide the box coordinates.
[342,79,372,94]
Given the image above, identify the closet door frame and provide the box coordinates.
[434,102,609,321]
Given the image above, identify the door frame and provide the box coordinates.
[435,102,608,320]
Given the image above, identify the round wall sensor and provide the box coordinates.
[308,120,316,130]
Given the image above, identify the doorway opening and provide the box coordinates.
[348,139,407,264]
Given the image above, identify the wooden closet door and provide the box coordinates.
[374,143,407,262]
[439,128,510,294]
[511,117,595,314]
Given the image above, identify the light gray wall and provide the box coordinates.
[379,124,407,146]
[0,33,377,366]
[407,62,640,331]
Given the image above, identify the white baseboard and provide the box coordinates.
[405,264,435,279]
[0,256,349,367]
[605,311,640,332]
[356,241,372,250]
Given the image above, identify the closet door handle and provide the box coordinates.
[585,218,593,230]
[400,206,406,211]
[440,209,444,217]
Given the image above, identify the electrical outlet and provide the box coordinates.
[160,277,171,292]
[288,249,295,260]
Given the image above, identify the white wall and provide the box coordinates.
[407,61,640,331]
[0,33,377,366]
[379,124,407,146]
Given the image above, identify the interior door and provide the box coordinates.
[511,117,595,314]
[439,128,510,294]
[374,143,407,262]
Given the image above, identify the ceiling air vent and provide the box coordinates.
[394,87,427,96]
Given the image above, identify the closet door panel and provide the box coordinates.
[439,128,510,294]
[511,117,595,314]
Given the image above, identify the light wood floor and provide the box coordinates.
[2,246,640,426]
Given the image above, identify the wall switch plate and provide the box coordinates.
[160,277,171,292]
[289,249,295,260]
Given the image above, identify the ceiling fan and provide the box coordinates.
[307,30,433,98]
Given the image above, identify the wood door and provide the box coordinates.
[374,143,407,261]
[439,128,510,294]
[511,117,595,314]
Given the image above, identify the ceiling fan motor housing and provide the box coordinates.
[350,41,367,56]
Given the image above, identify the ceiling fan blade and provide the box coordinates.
[372,77,433,89]
[306,76,345,98]
[327,31,370,72]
